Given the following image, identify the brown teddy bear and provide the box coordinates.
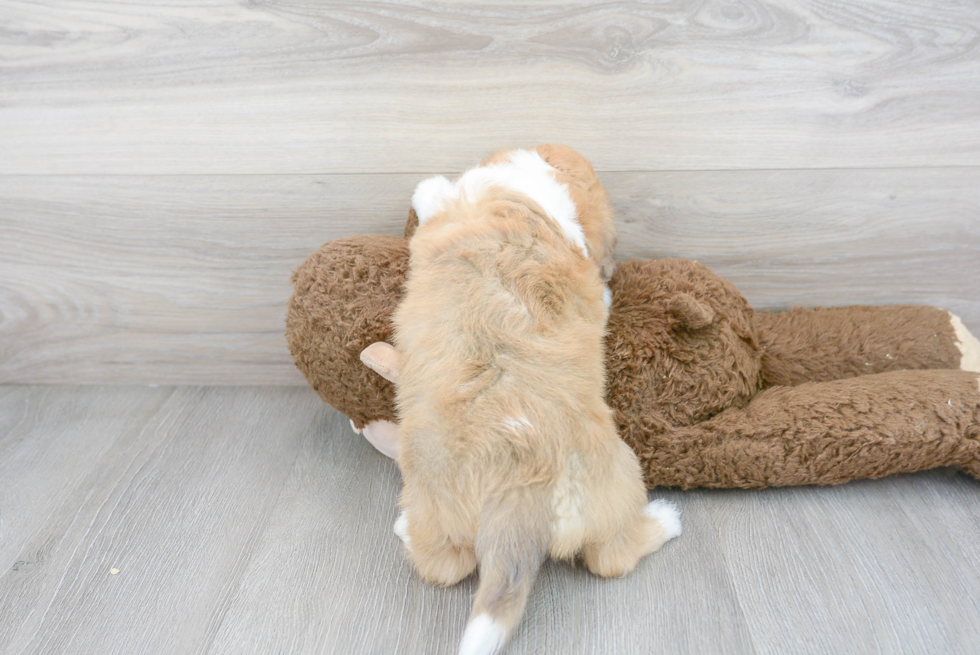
[287,184,980,491]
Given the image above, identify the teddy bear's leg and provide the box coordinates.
[952,314,980,373]
[396,492,476,587]
[755,305,974,387]
[632,369,980,489]
[963,374,980,480]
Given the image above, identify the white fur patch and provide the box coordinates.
[950,312,980,373]
[603,285,613,308]
[644,499,682,540]
[413,149,587,255]
[502,416,533,433]
[458,614,507,655]
[394,510,411,549]
[457,149,585,255]
[412,175,457,224]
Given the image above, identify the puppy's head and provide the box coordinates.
[409,145,616,280]
[532,144,616,282]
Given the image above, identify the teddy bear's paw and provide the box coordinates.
[950,312,980,373]
[360,419,401,459]
[394,510,412,551]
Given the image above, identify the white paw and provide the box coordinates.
[603,285,613,308]
[412,175,456,224]
[644,499,682,541]
[458,614,507,655]
[394,510,411,550]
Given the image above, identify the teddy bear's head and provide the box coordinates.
[604,258,763,452]
[286,233,408,429]
[287,221,766,445]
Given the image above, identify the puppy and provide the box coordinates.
[393,145,680,655]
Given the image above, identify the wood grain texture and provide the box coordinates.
[2,385,979,654]
[208,428,754,655]
[2,1,980,173]
[706,472,980,654]
[2,169,977,384]
[0,386,172,573]
[609,168,980,320]
[0,174,414,385]
[0,386,322,655]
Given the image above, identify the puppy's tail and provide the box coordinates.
[458,489,550,655]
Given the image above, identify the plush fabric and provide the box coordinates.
[286,213,980,489]
[286,235,406,429]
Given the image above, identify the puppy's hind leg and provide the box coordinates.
[398,501,476,587]
[581,442,681,578]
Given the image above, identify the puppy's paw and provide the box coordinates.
[394,510,411,550]
[644,499,682,541]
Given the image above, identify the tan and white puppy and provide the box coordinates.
[394,145,680,655]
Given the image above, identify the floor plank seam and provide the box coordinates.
[702,493,762,655]
[196,435,309,655]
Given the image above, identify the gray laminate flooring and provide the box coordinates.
[1,385,978,655]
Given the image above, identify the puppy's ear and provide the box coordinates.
[360,342,401,383]
[411,175,456,224]
[669,293,715,331]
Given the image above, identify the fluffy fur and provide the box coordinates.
[393,146,678,655]
[413,149,587,258]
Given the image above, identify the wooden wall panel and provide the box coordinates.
[2,1,980,174]
[2,170,976,384]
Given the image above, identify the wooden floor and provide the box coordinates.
[1,385,978,655]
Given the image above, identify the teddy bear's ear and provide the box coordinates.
[669,293,715,331]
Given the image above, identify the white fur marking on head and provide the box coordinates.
[502,416,533,433]
[458,614,507,655]
[644,499,682,540]
[455,149,587,255]
[394,510,411,549]
[412,175,458,224]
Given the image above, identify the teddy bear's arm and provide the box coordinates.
[754,305,975,388]
[631,369,980,489]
